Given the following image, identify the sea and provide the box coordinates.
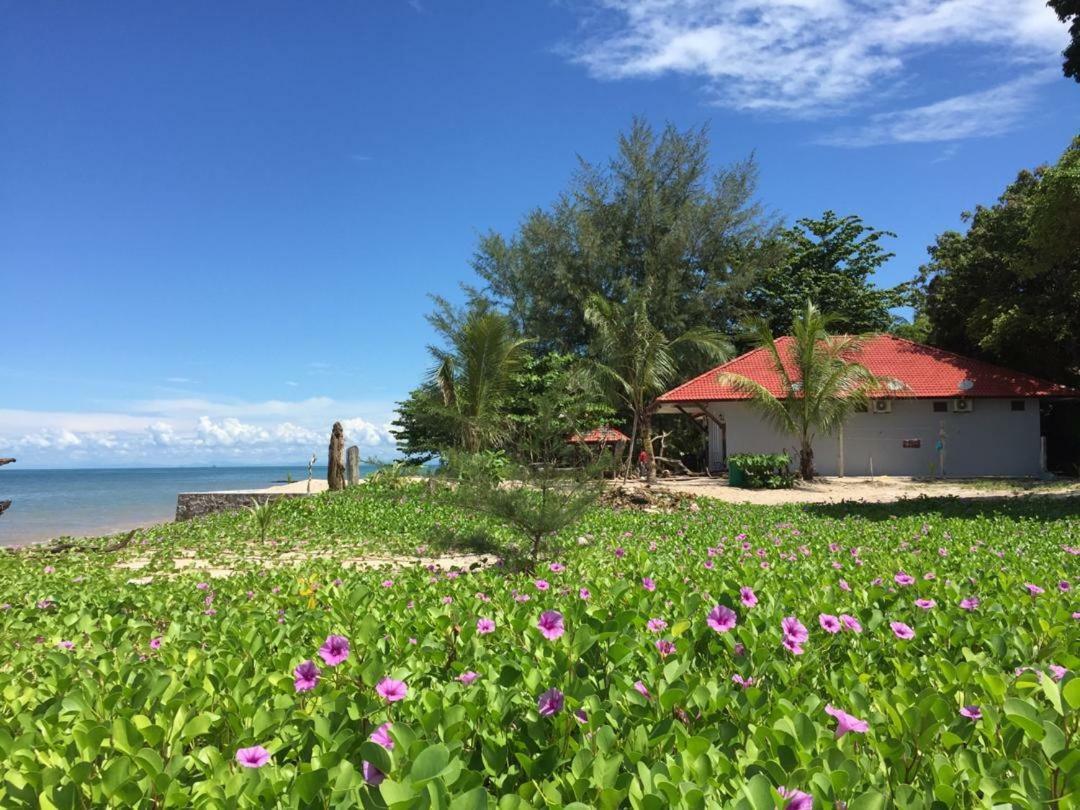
[0,465,377,546]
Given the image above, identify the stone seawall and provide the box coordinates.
[175,491,308,521]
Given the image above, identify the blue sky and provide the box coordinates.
[2,0,1077,467]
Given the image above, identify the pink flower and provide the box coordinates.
[740,587,758,607]
[782,637,804,656]
[318,635,350,666]
[839,614,862,633]
[235,746,271,768]
[781,616,808,644]
[646,618,667,633]
[642,577,656,592]
[370,722,394,750]
[890,621,915,640]
[959,597,980,611]
[376,678,408,702]
[458,671,479,685]
[707,604,738,633]
[149,636,163,649]
[1024,583,1044,595]
[381,579,394,588]
[825,704,869,738]
[534,579,550,591]
[778,787,813,810]
[655,639,676,657]
[537,687,564,717]
[818,614,841,633]
[537,610,565,640]
[578,588,591,600]
[960,705,981,721]
[1049,665,1067,682]
[293,660,320,693]
[838,579,851,592]
[476,618,496,634]
[895,572,915,586]
[57,640,74,650]
[549,563,565,573]
[1058,580,1070,592]
[633,681,651,699]
[914,599,936,610]
[43,565,55,574]
[732,674,755,688]
[362,761,385,785]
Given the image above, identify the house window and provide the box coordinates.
[932,401,947,413]
[1011,400,1026,412]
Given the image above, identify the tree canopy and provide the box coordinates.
[1048,0,1080,83]
[473,118,783,354]
[746,211,908,337]
[916,136,1080,386]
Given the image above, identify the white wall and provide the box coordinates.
[707,399,1042,477]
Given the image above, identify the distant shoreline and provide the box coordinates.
[0,466,344,548]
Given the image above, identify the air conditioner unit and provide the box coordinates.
[952,399,973,413]
[871,399,892,414]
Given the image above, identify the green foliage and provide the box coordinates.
[445,374,607,569]
[728,453,795,490]
[747,210,909,337]
[1048,0,1080,82]
[246,497,276,543]
[916,137,1080,388]
[722,302,898,481]
[585,289,733,481]
[391,381,457,464]
[1,486,1077,807]
[473,118,783,354]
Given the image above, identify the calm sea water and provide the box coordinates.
[0,465,374,546]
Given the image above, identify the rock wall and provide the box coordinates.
[175,491,308,521]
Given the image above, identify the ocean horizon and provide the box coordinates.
[0,464,377,546]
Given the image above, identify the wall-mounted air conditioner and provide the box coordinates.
[952,399,973,413]
[872,400,892,414]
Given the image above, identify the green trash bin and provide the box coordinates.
[727,459,744,488]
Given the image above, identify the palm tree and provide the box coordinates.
[585,292,733,482]
[719,301,895,481]
[428,302,533,452]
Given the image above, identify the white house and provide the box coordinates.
[655,335,1079,478]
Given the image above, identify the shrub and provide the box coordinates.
[729,452,795,489]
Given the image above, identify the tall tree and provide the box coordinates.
[720,302,893,481]
[915,137,1080,386]
[473,118,783,354]
[584,290,733,482]
[1049,0,1080,82]
[747,211,908,337]
[426,298,533,452]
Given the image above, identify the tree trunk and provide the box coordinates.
[327,422,346,491]
[643,410,657,484]
[624,412,639,481]
[799,440,814,481]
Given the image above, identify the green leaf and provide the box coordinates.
[410,744,451,784]
[743,774,774,810]
[1062,677,1080,711]
[449,786,491,810]
[848,789,885,810]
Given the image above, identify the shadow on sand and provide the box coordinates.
[805,493,1080,523]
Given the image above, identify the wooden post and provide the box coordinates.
[327,423,346,491]
[0,457,13,519]
[346,446,360,486]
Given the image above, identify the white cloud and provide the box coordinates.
[569,0,1065,117]
[0,397,397,467]
[818,71,1056,146]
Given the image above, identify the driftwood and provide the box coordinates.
[327,422,346,491]
[46,530,135,555]
[653,455,694,476]
[0,458,14,466]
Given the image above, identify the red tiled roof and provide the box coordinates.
[658,334,1080,403]
[570,426,630,444]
